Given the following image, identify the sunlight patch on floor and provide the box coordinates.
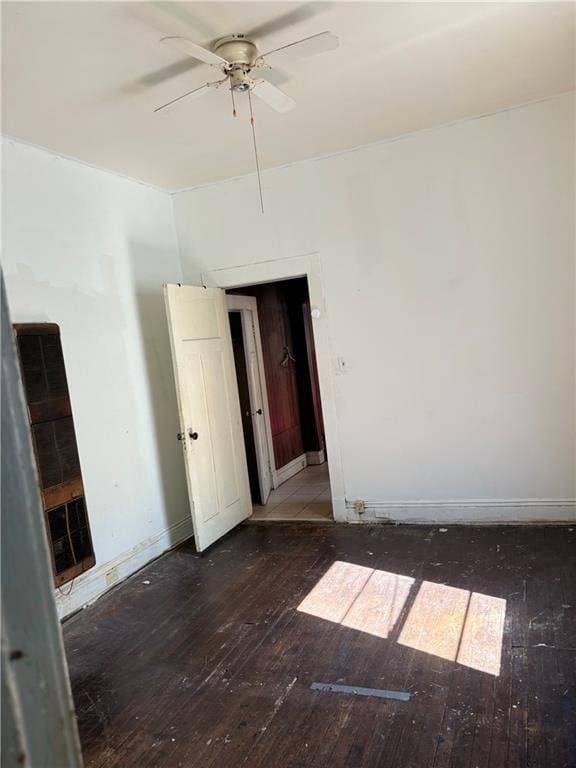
[398,581,506,675]
[297,561,506,676]
[298,561,414,638]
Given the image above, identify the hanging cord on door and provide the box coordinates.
[281,345,297,368]
[248,88,265,214]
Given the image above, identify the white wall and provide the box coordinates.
[173,94,576,522]
[2,94,574,622]
[2,139,191,616]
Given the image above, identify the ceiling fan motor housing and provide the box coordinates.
[214,35,259,68]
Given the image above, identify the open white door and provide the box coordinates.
[226,295,274,504]
[164,284,252,552]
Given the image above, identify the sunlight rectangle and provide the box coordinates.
[297,561,373,624]
[341,570,414,638]
[457,591,506,675]
[398,581,506,676]
[398,581,470,661]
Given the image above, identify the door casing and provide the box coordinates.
[203,253,346,522]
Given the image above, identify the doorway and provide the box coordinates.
[226,277,332,522]
[229,311,261,504]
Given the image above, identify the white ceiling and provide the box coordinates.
[2,2,574,190]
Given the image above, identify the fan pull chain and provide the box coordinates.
[230,83,237,118]
[248,89,264,214]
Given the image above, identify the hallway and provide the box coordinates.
[251,463,332,521]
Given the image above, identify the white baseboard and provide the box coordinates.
[306,449,326,466]
[276,454,307,486]
[344,499,576,524]
[56,516,193,619]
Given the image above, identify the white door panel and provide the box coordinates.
[164,284,251,551]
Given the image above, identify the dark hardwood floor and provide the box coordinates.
[64,523,576,768]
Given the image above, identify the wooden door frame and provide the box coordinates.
[226,295,278,493]
[204,253,346,522]
[2,276,83,766]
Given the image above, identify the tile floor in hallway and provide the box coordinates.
[251,462,332,521]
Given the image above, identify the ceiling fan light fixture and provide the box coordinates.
[229,66,253,93]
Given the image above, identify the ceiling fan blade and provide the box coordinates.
[244,3,329,40]
[161,36,229,66]
[257,66,291,87]
[251,79,295,114]
[262,31,339,66]
[140,58,201,88]
[148,2,220,40]
[154,82,216,113]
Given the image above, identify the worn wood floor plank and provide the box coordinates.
[64,523,576,768]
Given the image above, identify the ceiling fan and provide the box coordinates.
[152,24,339,212]
[154,30,339,114]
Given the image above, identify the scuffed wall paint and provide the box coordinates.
[2,139,190,616]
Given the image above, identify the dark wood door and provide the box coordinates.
[229,311,261,504]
